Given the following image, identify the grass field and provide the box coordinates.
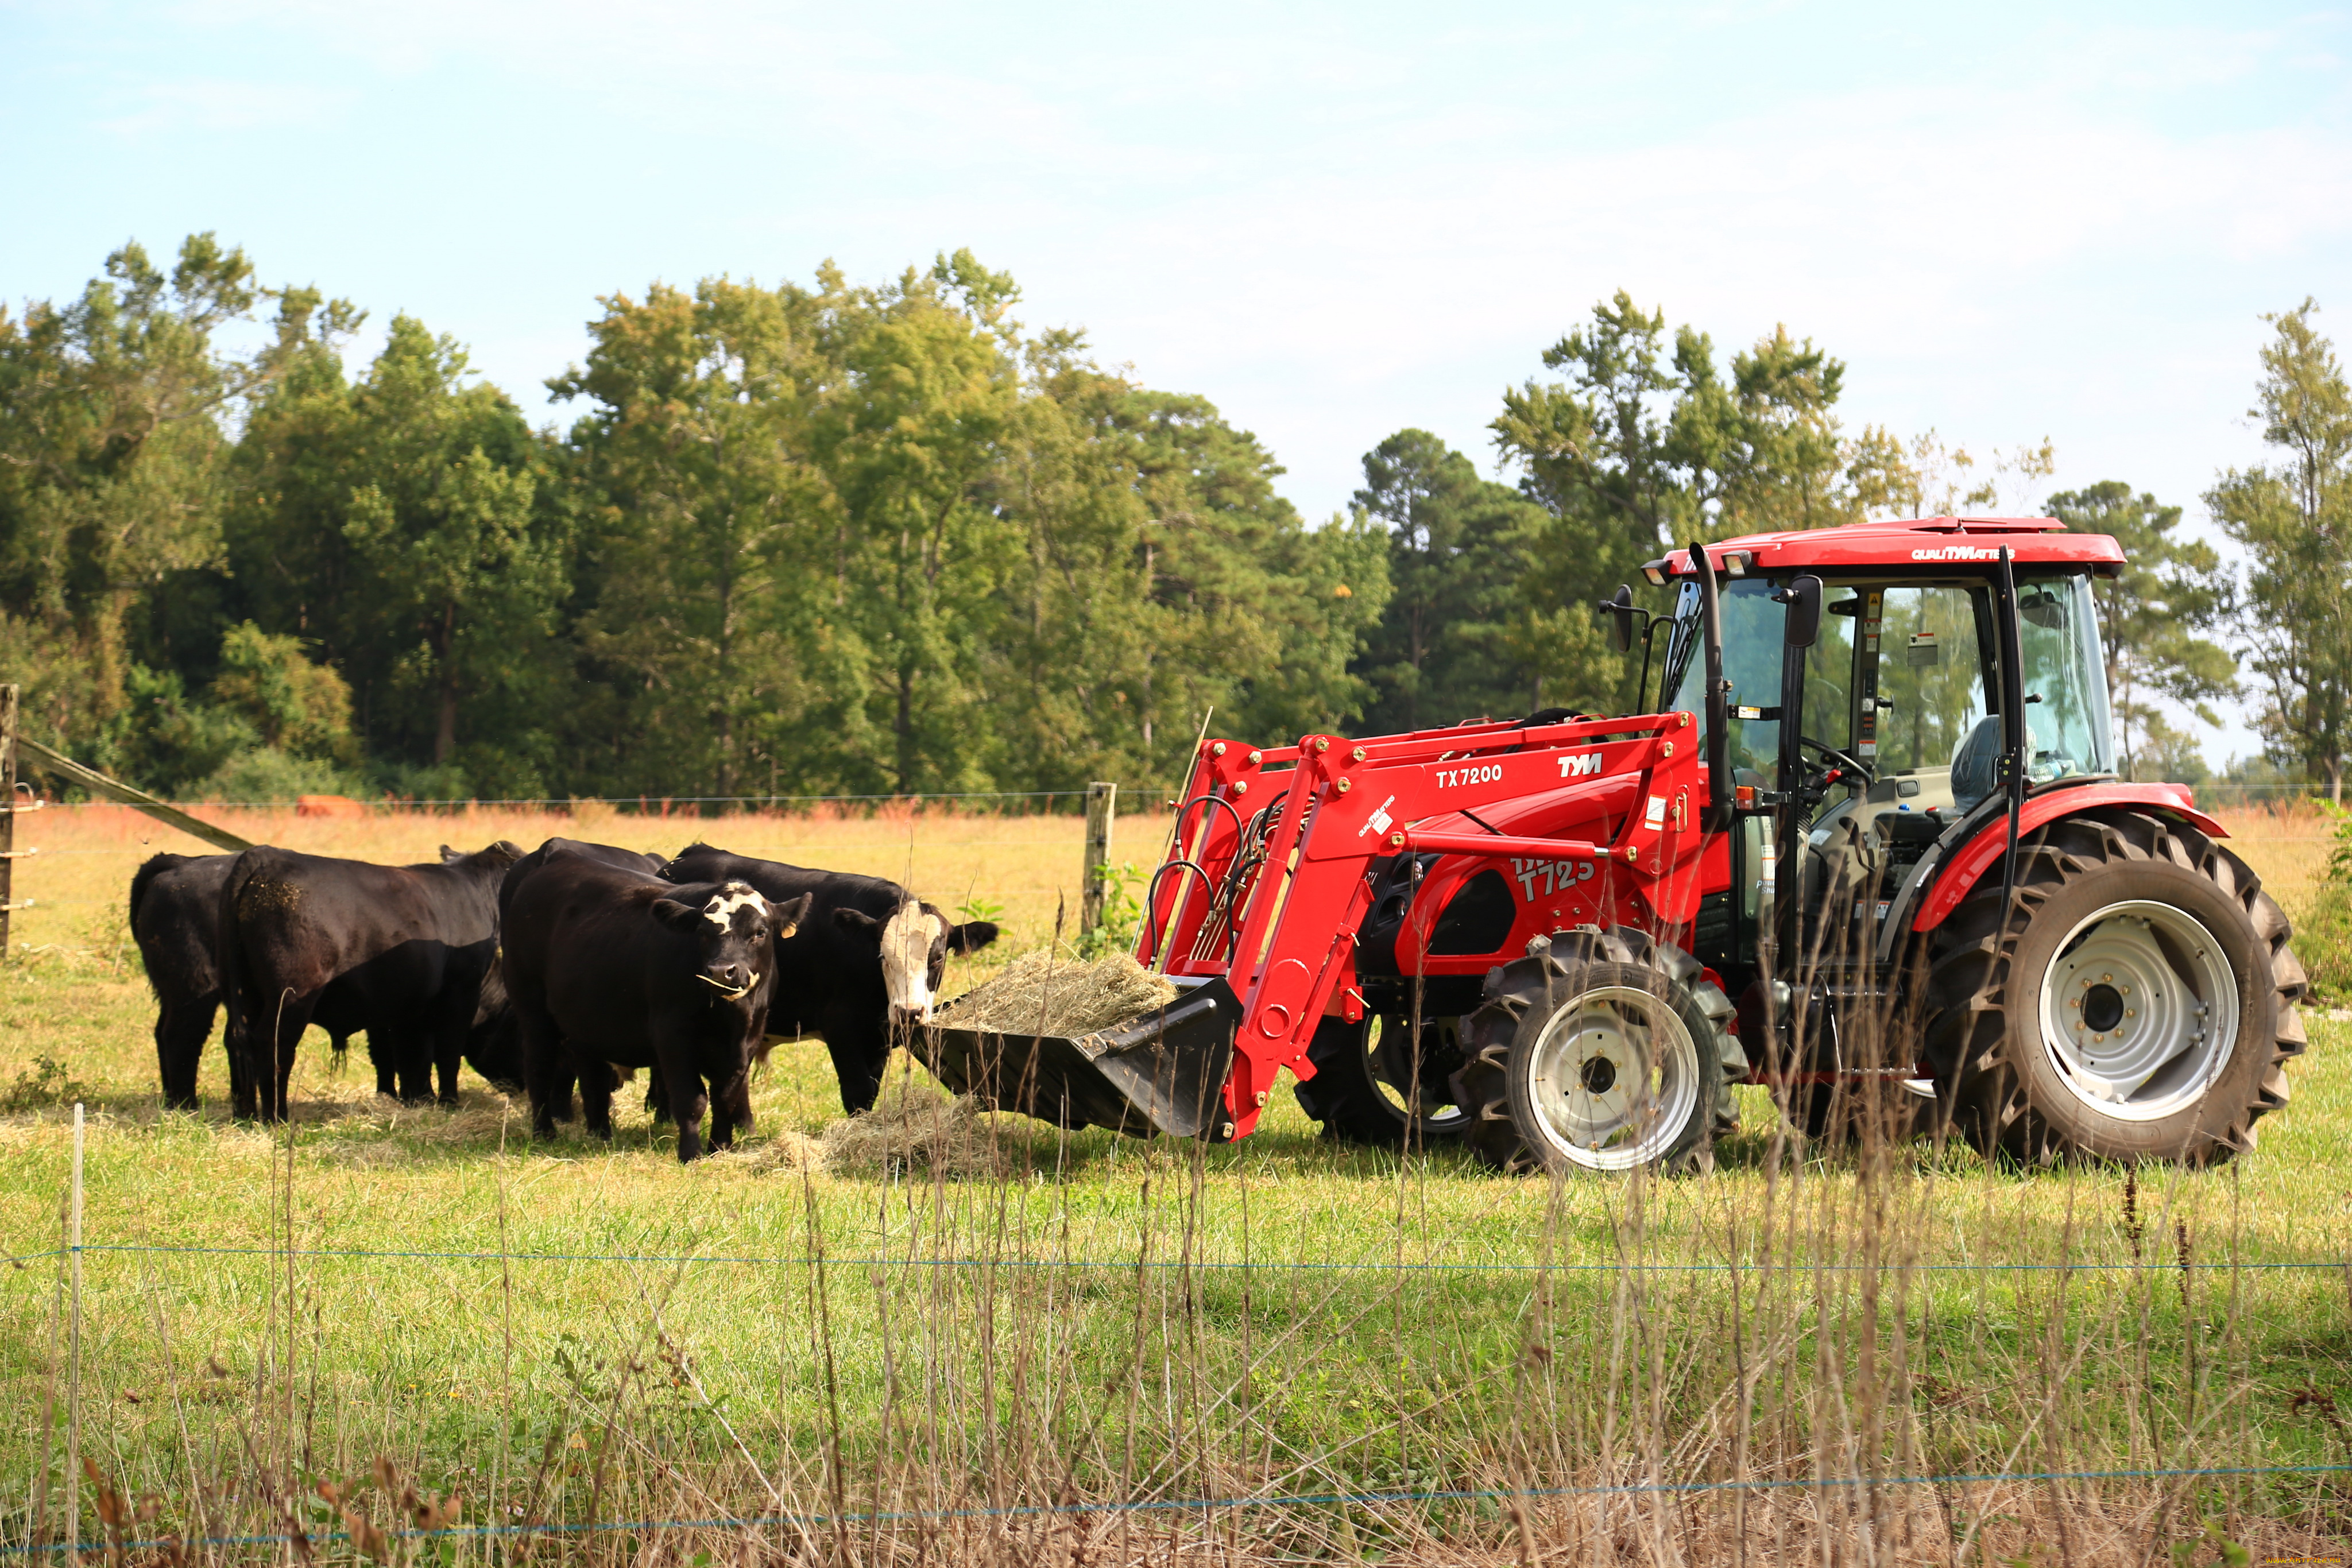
[2,801,2348,1565]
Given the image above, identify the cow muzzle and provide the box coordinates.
[698,966,756,1001]
[890,1002,933,1029]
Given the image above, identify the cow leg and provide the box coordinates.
[374,1025,430,1105]
[266,994,316,1122]
[658,1048,709,1163]
[644,1069,671,1124]
[430,996,469,1108]
[712,1066,756,1141]
[821,1011,891,1115]
[154,991,215,1110]
[513,996,568,1137]
[579,1059,616,1142]
[707,1064,750,1152]
[364,1031,400,1098]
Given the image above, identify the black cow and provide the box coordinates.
[662,845,999,1113]
[134,847,510,1109]
[498,841,809,1161]
[505,838,672,1122]
[218,841,525,1119]
[131,853,247,1110]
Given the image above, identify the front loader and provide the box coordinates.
[914,514,2310,1171]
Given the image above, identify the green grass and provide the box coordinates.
[2,806,2348,1563]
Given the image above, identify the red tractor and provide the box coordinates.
[920,516,2308,1171]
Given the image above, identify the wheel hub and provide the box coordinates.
[1527,985,1699,1171]
[2037,900,2240,1121]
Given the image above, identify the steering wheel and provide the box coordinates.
[1800,734,1875,788]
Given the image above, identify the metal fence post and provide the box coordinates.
[1080,783,1116,939]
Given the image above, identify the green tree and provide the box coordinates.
[0,234,354,749]
[1491,292,1898,713]
[554,276,825,799]
[207,621,358,765]
[2207,300,2352,801]
[1349,429,1542,729]
[808,254,1023,794]
[231,313,564,790]
[2046,482,2235,781]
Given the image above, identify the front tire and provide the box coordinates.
[1293,1013,1470,1147]
[1453,928,1746,1175]
[1920,808,2307,1165]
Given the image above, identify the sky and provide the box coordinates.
[5,0,2349,763]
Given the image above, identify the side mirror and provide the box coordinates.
[1780,574,1823,649]
[1600,583,1638,653]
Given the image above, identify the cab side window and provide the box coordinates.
[1874,586,1991,776]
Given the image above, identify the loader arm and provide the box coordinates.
[1144,711,1709,1139]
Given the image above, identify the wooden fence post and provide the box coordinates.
[1,684,17,965]
[1080,782,1117,939]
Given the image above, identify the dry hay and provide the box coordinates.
[715,1126,825,1175]
[815,1077,1003,1179]
[933,949,1177,1037]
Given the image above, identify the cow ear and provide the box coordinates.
[773,893,814,941]
[650,899,706,934]
[947,920,1000,955]
[440,845,462,863]
[834,907,883,936]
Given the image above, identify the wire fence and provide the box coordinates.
[11,1462,2352,1559]
[25,787,1175,812]
[6,1240,2350,1278]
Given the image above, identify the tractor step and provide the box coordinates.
[914,974,1242,1139]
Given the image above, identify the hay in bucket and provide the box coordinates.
[932,949,1179,1037]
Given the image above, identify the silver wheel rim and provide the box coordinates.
[1526,985,1700,1170]
[1365,1016,1471,1133]
[2037,899,2241,1122]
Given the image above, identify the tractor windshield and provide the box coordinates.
[1663,578,1785,785]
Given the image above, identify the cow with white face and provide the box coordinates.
[663,845,999,1113]
[841,899,968,1027]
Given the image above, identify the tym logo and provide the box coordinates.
[1512,857,1596,900]
[1909,545,2001,562]
[1557,752,1604,779]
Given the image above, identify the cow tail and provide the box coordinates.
[128,853,170,936]
[128,854,175,993]
[216,849,260,1063]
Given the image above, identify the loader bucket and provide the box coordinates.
[913,975,1241,1139]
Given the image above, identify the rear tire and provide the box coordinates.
[1452,927,1747,1175]
[1293,1014,1469,1147]
[1920,808,2307,1166]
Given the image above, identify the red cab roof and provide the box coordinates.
[1660,516,2125,577]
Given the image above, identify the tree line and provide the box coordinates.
[2,237,2345,802]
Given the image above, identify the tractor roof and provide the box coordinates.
[1658,516,2125,578]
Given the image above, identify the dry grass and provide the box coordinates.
[0,800,2347,1565]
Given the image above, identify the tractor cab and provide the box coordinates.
[1640,525,2120,980]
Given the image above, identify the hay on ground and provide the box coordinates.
[818,1078,1001,1178]
[932,950,1178,1037]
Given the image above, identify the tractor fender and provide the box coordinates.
[1906,781,2225,934]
